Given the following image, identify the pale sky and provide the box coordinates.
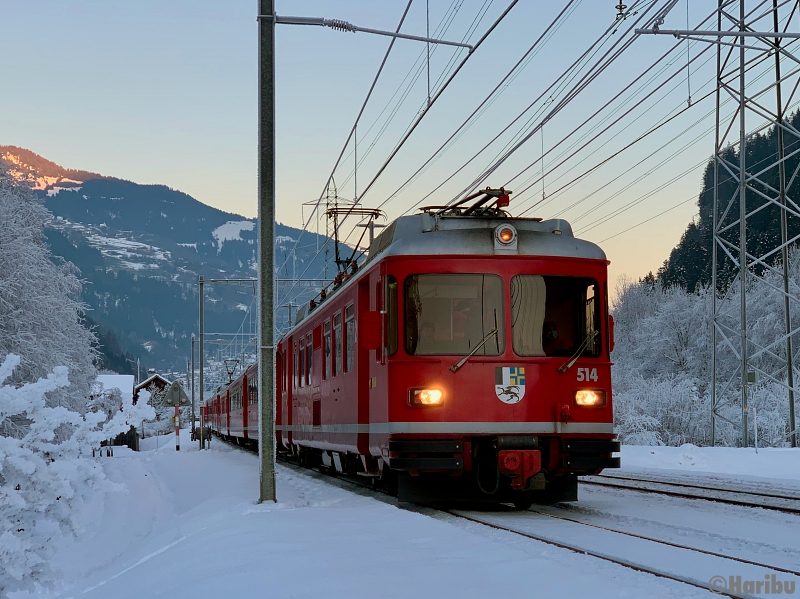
[1,1,728,288]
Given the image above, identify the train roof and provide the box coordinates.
[364,213,606,263]
[290,211,606,330]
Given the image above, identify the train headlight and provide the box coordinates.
[574,389,606,407]
[409,388,444,407]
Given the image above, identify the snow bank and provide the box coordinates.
[621,444,800,482]
[39,431,713,599]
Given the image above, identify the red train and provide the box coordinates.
[207,189,619,507]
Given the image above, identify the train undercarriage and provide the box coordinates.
[214,431,619,509]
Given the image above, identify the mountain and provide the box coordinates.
[657,111,800,292]
[1,147,338,373]
[1,145,102,190]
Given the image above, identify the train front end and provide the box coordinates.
[374,203,619,506]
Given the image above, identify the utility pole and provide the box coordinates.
[191,335,196,438]
[258,0,277,503]
[199,275,205,449]
[356,220,386,247]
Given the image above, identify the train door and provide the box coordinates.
[284,336,293,448]
[226,389,231,436]
[242,374,249,440]
[358,278,372,455]
[275,352,282,444]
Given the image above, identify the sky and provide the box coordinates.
[1,1,733,288]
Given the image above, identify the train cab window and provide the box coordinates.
[334,313,343,375]
[345,304,355,371]
[306,333,313,385]
[404,274,505,356]
[511,275,601,358]
[323,321,331,380]
[386,277,398,356]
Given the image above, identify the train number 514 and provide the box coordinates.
[576,367,598,382]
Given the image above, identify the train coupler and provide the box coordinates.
[497,449,541,491]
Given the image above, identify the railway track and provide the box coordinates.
[219,437,798,598]
[582,471,800,514]
[444,507,795,599]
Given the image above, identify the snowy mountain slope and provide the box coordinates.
[0,145,101,190]
[1,147,340,372]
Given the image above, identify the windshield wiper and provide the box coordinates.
[557,330,599,373]
[450,327,499,373]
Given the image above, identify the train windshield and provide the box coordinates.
[511,275,601,357]
[405,274,505,356]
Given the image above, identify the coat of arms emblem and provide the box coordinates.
[495,367,525,404]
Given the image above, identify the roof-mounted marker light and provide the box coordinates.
[495,224,517,245]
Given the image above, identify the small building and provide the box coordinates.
[133,372,172,404]
[135,372,191,437]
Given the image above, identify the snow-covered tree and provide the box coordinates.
[0,354,154,596]
[0,166,97,415]
[612,260,800,447]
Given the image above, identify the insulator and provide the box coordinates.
[325,19,355,32]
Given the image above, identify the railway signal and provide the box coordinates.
[164,380,189,451]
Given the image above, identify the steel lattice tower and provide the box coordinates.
[639,0,800,447]
[709,0,800,447]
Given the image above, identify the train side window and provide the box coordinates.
[323,321,331,380]
[293,346,298,389]
[386,276,398,356]
[299,339,305,388]
[306,333,313,385]
[249,381,258,406]
[334,313,343,375]
[345,304,355,372]
[275,354,281,398]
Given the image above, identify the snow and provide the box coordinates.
[620,443,800,483]
[212,220,254,251]
[84,235,170,262]
[45,187,81,198]
[32,431,721,599]
[93,375,134,404]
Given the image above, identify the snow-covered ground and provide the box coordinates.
[621,443,800,481]
[26,437,800,599]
